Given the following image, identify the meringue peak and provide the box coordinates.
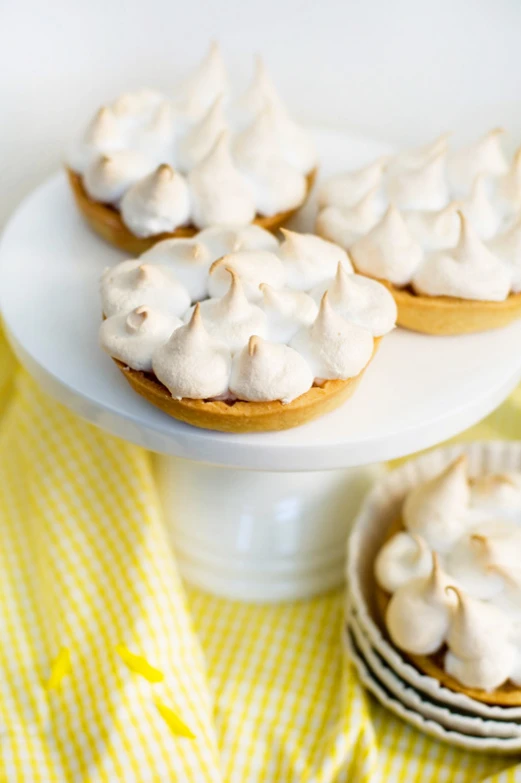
[179,41,228,116]
[126,306,149,332]
[85,106,119,144]
[178,94,227,170]
[137,264,165,286]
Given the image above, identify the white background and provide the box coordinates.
[1,0,520,228]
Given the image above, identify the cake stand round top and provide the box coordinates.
[2,128,521,472]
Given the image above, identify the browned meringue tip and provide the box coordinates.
[134,305,149,317]
[190,243,205,260]
[224,265,239,285]
[279,227,296,240]
[95,106,111,121]
[248,335,261,356]
[209,256,225,275]
[190,302,202,326]
[156,163,174,180]
[489,127,506,138]
[445,584,461,603]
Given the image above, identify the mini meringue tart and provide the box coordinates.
[373,459,521,705]
[66,43,317,254]
[101,231,395,432]
[377,214,521,336]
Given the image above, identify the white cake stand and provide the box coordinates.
[3,128,521,602]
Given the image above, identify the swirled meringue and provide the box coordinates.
[100,261,190,317]
[470,473,521,512]
[208,251,285,301]
[260,284,318,343]
[177,41,228,117]
[100,306,180,372]
[140,239,213,301]
[67,107,125,173]
[446,586,512,659]
[111,89,164,120]
[310,263,397,336]
[392,133,450,171]
[278,229,353,291]
[263,98,317,174]
[315,187,382,248]
[448,128,508,195]
[188,132,256,228]
[497,148,521,214]
[290,292,373,380]
[412,213,511,301]
[196,224,278,259]
[120,164,190,237]
[402,455,470,553]
[460,175,501,240]
[187,268,267,353]
[386,554,454,655]
[177,95,227,171]
[229,335,313,403]
[445,534,505,600]
[488,215,521,293]
[233,107,307,215]
[445,645,516,692]
[317,159,387,210]
[83,150,156,204]
[374,532,432,593]
[387,150,449,211]
[350,205,423,286]
[464,520,521,570]
[152,304,232,399]
[404,201,461,251]
[237,55,284,122]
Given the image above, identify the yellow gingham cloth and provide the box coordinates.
[1,326,521,783]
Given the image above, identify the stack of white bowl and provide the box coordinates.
[346,440,521,753]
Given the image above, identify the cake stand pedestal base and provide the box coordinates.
[156,457,384,601]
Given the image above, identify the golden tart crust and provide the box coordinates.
[371,277,521,336]
[375,515,521,706]
[67,167,317,254]
[112,337,380,433]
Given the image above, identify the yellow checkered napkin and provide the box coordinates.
[1,325,521,782]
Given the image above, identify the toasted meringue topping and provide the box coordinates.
[262,98,317,174]
[140,239,213,301]
[120,164,190,237]
[196,224,278,259]
[278,229,353,291]
[188,132,256,228]
[412,213,511,301]
[404,201,461,251]
[350,205,424,286]
[470,473,521,511]
[100,261,190,317]
[315,188,383,249]
[449,128,508,195]
[83,150,156,204]
[134,101,177,163]
[445,534,505,600]
[488,215,521,293]
[177,95,227,171]
[460,175,501,240]
[497,148,521,214]
[386,554,455,655]
[67,106,126,173]
[237,55,284,121]
[403,456,470,553]
[445,646,517,692]
[374,532,432,593]
[152,304,232,399]
[317,160,387,210]
[177,41,228,117]
[260,285,318,343]
[229,335,313,403]
[188,268,267,353]
[446,586,511,659]
[290,293,373,380]
[111,89,164,119]
[392,133,450,171]
[310,264,397,336]
[388,150,449,211]
[100,306,181,372]
[208,250,285,301]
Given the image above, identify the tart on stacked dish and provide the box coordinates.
[316,130,521,334]
[99,226,397,432]
[67,43,317,254]
[374,456,521,705]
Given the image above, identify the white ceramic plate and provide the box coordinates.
[347,606,521,738]
[345,623,521,753]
